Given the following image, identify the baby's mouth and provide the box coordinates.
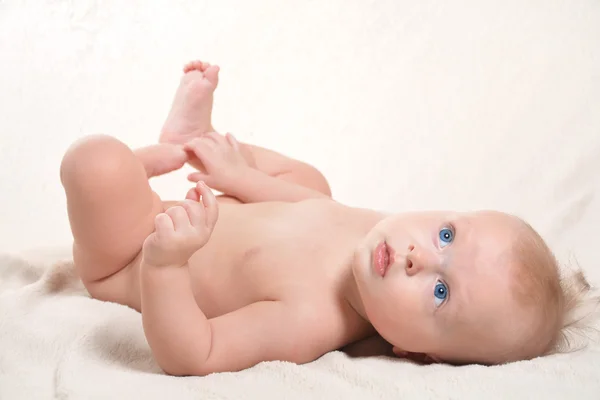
[373,242,393,277]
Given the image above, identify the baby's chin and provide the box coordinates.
[353,228,384,272]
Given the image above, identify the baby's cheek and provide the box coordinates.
[385,288,420,324]
[364,289,405,333]
[397,286,433,329]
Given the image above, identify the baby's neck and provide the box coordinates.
[341,267,369,321]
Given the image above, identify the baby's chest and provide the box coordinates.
[188,200,356,317]
[188,228,340,319]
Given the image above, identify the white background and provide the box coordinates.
[0,0,599,284]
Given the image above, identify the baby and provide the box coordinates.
[60,60,597,376]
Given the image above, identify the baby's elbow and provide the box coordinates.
[152,344,212,377]
[159,357,212,377]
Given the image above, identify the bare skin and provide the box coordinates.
[61,61,529,376]
[160,60,220,144]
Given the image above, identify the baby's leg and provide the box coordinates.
[160,60,220,144]
[60,135,182,310]
[160,59,331,197]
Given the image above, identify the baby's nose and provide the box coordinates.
[405,244,436,276]
[404,257,420,276]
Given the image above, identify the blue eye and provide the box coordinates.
[438,227,454,247]
[434,281,448,307]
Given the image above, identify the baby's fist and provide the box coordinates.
[142,182,218,268]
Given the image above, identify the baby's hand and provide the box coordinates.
[184,132,250,194]
[142,182,218,268]
[392,347,440,364]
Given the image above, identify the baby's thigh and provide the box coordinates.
[61,134,163,309]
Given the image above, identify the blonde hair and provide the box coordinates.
[550,266,600,354]
[512,220,600,360]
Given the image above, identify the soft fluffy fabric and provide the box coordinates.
[1,0,599,398]
[1,252,598,399]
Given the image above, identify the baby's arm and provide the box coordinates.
[185,133,332,203]
[240,142,332,197]
[227,167,330,203]
[188,133,332,199]
[146,288,325,376]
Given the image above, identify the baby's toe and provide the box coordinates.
[203,65,220,86]
[183,60,205,73]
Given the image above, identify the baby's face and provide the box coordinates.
[352,210,527,363]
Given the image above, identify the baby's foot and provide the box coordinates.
[142,182,219,268]
[159,60,220,145]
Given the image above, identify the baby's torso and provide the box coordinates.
[186,199,366,320]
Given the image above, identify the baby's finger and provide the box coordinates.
[183,138,200,152]
[184,138,214,159]
[193,133,218,148]
[154,213,174,240]
[196,181,219,228]
[165,206,192,231]
[205,131,227,146]
[422,355,438,364]
[225,132,240,150]
[185,187,200,201]
[187,172,210,183]
[181,200,205,228]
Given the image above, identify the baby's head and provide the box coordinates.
[352,210,598,365]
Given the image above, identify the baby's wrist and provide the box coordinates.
[141,257,189,271]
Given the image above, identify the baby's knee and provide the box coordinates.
[60,134,133,190]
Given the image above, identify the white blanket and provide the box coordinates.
[1,251,599,399]
[1,0,600,398]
